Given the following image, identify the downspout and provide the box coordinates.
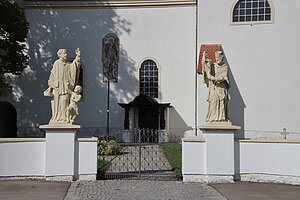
[195,0,199,136]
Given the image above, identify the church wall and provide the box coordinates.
[197,0,300,139]
[0,6,196,137]
[114,7,196,135]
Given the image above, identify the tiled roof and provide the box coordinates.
[197,44,221,74]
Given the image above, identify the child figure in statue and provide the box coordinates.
[67,85,82,124]
[44,48,81,124]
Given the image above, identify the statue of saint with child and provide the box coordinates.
[44,48,82,124]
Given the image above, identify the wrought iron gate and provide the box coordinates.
[97,129,182,180]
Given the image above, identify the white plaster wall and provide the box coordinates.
[45,132,75,176]
[182,141,206,174]
[0,142,45,176]
[239,142,300,176]
[116,7,196,128]
[197,0,300,138]
[0,6,196,137]
[204,133,234,175]
[76,141,97,175]
[0,138,97,180]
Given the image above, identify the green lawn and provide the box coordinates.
[162,144,182,179]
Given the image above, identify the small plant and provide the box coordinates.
[98,139,122,155]
[97,159,110,180]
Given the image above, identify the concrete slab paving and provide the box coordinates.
[0,180,70,200]
[210,182,300,200]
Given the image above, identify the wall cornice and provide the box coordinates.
[24,0,196,9]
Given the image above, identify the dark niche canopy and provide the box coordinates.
[118,94,170,130]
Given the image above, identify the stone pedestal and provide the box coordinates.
[40,124,80,181]
[200,123,240,183]
[182,122,240,183]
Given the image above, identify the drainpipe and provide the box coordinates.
[195,0,199,136]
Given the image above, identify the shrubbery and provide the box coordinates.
[98,139,122,155]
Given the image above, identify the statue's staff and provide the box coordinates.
[201,51,212,86]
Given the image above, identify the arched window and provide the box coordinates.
[139,59,159,99]
[231,0,274,24]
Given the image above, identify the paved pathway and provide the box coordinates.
[0,180,70,200]
[2,180,300,199]
[100,145,177,180]
[64,180,227,200]
[211,182,300,200]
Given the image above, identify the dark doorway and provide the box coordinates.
[138,106,159,130]
[0,101,17,138]
[138,106,159,143]
[119,94,170,143]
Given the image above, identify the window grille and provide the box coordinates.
[232,0,272,23]
[139,59,158,99]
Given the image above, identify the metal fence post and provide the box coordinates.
[138,129,142,178]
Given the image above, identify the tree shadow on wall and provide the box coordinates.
[7,8,136,137]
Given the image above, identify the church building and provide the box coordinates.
[1,0,299,141]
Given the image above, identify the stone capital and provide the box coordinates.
[199,122,240,133]
[39,123,81,132]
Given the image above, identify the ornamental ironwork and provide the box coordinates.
[102,33,119,82]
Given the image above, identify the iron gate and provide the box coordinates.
[97,129,182,180]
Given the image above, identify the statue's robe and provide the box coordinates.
[48,59,79,123]
[205,63,230,122]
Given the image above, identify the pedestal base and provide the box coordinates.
[46,175,73,182]
[183,174,234,183]
[240,174,300,185]
[78,174,97,181]
[182,123,240,183]
[40,124,81,181]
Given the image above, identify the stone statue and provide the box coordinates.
[202,50,230,123]
[67,85,82,124]
[44,48,81,124]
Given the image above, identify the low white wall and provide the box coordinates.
[182,138,206,175]
[238,140,300,185]
[182,132,235,183]
[0,137,97,181]
[183,135,300,185]
[0,139,45,177]
[75,138,98,179]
